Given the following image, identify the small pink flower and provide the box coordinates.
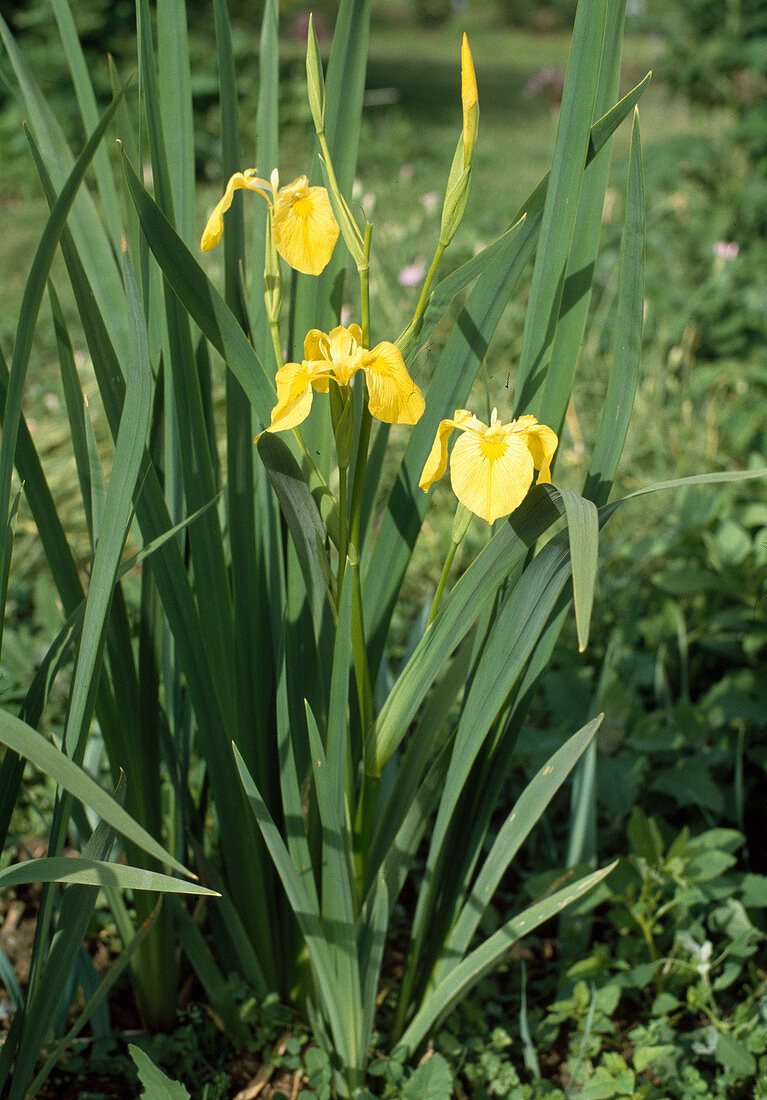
[399,164,414,182]
[419,191,440,212]
[340,305,352,326]
[398,261,426,288]
[713,240,739,260]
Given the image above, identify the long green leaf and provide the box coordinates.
[538,0,627,437]
[361,73,651,671]
[0,859,218,894]
[10,795,122,1099]
[585,109,645,507]
[27,902,160,1097]
[0,13,130,362]
[558,488,599,652]
[305,703,362,1070]
[371,488,565,772]
[400,864,617,1054]
[514,0,607,414]
[258,431,334,695]
[232,745,349,1047]
[0,713,193,878]
[0,84,127,584]
[122,152,276,421]
[48,0,122,249]
[437,717,603,976]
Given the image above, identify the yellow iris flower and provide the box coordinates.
[419,408,558,524]
[267,325,426,433]
[201,169,339,276]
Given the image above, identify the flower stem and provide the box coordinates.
[414,240,446,323]
[269,319,284,371]
[337,464,348,591]
[428,541,458,626]
[428,502,472,625]
[360,222,373,347]
[286,266,299,363]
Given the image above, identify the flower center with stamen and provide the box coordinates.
[479,432,507,461]
[292,196,314,218]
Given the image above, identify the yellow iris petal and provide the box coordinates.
[450,426,534,524]
[521,421,559,483]
[272,177,340,276]
[268,361,328,433]
[360,342,426,425]
[201,170,269,251]
[419,407,558,523]
[418,409,478,491]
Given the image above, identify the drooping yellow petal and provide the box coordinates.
[519,421,558,483]
[450,425,534,524]
[360,342,425,425]
[201,170,270,251]
[418,409,478,492]
[268,361,325,433]
[272,177,340,276]
[461,34,479,164]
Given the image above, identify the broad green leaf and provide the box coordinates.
[402,1053,452,1099]
[0,859,218,894]
[129,1045,190,1100]
[714,1032,756,1077]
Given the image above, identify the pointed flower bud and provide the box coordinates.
[461,33,479,167]
[306,14,326,134]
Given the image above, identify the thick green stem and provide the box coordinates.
[269,319,284,371]
[413,240,446,323]
[427,541,458,626]
[337,465,348,591]
[428,502,472,625]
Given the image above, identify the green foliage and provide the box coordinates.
[2,0,766,1097]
